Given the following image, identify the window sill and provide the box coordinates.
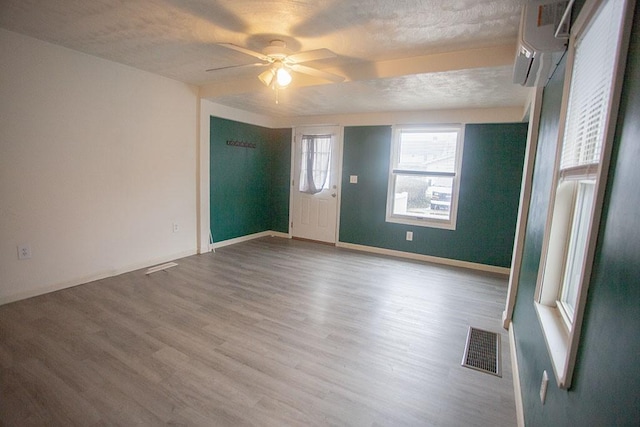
[386,214,456,230]
[534,302,571,388]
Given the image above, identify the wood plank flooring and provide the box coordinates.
[0,237,516,426]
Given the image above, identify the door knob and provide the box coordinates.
[331,193,337,198]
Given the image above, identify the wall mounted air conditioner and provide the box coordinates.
[513,0,572,87]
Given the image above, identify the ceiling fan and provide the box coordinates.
[207,40,345,90]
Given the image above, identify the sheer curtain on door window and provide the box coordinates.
[299,134,332,194]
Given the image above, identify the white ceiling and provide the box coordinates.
[0,0,532,118]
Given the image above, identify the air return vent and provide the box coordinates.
[461,326,501,377]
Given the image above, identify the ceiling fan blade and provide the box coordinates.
[206,62,267,72]
[286,48,336,64]
[290,64,345,83]
[217,43,270,62]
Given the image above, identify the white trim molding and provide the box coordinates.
[336,241,510,275]
[209,231,291,250]
[0,249,197,306]
[509,322,525,427]
[503,85,544,329]
[208,234,508,275]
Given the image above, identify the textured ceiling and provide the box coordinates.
[0,0,532,118]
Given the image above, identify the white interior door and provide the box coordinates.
[290,126,341,243]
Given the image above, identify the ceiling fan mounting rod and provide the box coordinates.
[263,40,290,60]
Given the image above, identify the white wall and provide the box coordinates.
[0,29,198,304]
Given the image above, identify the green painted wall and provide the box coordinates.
[340,123,527,267]
[268,127,292,233]
[512,4,640,425]
[339,126,393,246]
[209,117,290,242]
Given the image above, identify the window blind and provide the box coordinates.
[560,0,625,170]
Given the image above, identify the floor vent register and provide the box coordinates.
[461,326,501,377]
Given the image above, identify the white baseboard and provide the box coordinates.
[509,321,525,427]
[210,234,509,276]
[209,230,291,250]
[0,249,197,306]
[335,241,511,275]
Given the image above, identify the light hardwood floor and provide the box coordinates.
[0,237,516,426]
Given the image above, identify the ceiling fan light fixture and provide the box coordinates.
[258,62,292,90]
[276,67,292,87]
[258,68,275,87]
[213,41,344,99]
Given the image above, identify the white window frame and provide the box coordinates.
[534,0,634,389]
[385,124,464,230]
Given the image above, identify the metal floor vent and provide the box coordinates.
[461,326,501,377]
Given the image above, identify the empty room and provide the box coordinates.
[1,0,639,425]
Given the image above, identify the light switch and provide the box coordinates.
[540,370,549,404]
[349,175,358,184]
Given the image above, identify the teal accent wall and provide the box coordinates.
[340,123,527,267]
[209,117,290,242]
[268,127,292,233]
[339,126,393,246]
[512,4,640,425]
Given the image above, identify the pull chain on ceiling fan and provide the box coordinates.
[207,40,345,102]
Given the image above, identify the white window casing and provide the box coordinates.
[534,0,635,389]
[385,125,464,230]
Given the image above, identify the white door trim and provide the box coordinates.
[289,125,343,243]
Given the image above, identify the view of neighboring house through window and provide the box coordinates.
[386,125,463,230]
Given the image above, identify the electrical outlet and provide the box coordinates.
[540,370,549,404]
[172,223,179,233]
[406,231,413,241]
[17,244,31,260]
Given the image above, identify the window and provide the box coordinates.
[299,134,332,194]
[534,0,632,389]
[386,125,463,230]
[559,180,595,323]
